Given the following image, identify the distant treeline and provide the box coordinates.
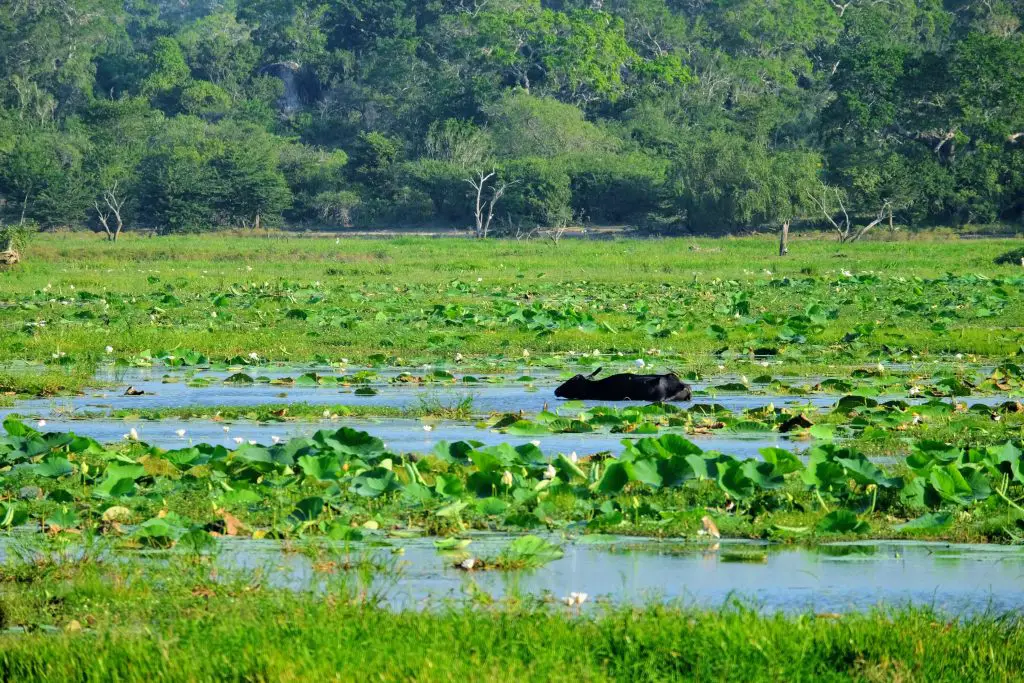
[0,1,1022,237]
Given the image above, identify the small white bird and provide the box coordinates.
[128,428,139,441]
[232,437,244,445]
[175,429,187,438]
[423,424,433,432]
[634,359,646,369]
[37,420,47,428]
[271,435,281,445]
[105,346,114,354]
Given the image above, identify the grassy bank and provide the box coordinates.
[0,554,1020,682]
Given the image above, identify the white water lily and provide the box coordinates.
[105,346,114,354]
[634,359,646,369]
[175,429,187,438]
[562,592,588,606]
[501,470,514,487]
[543,464,556,480]
[423,424,433,432]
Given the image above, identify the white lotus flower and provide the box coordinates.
[501,470,514,487]
[423,424,433,432]
[569,451,578,463]
[634,359,646,369]
[37,420,47,428]
[271,435,281,445]
[248,440,257,445]
[105,346,114,354]
[543,464,556,480]
[530,440,541,447]
[129,428,139,441]
[175,429,187,438]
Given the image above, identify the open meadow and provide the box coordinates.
[3,232,1024,679]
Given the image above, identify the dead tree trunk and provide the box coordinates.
[465,171,510,238]
[779,221,789,256]
[95,181,126,242]
[807,184,894,243]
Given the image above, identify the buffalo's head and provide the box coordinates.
[554,367,602,399]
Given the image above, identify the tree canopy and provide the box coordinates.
[0,0,1021,234]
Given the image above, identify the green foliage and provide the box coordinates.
[0,0,1021,232]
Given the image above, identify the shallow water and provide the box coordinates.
[0,415,799,458]
[7,365,997,419]
[211,536,1024,614]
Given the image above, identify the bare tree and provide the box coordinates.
[465,170,511,239]
[807,183,893,243]
[94,180,127,242]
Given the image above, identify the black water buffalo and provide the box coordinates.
[554,367,692,402]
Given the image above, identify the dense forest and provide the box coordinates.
[0,0,1022,237]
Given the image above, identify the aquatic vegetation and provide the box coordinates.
[2,418,1024,544]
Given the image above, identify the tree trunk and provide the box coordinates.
[779,221,789,256]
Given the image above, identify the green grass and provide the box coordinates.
[2,233,1023,375]
[0,554,1022,682]
[0,369,98,397]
